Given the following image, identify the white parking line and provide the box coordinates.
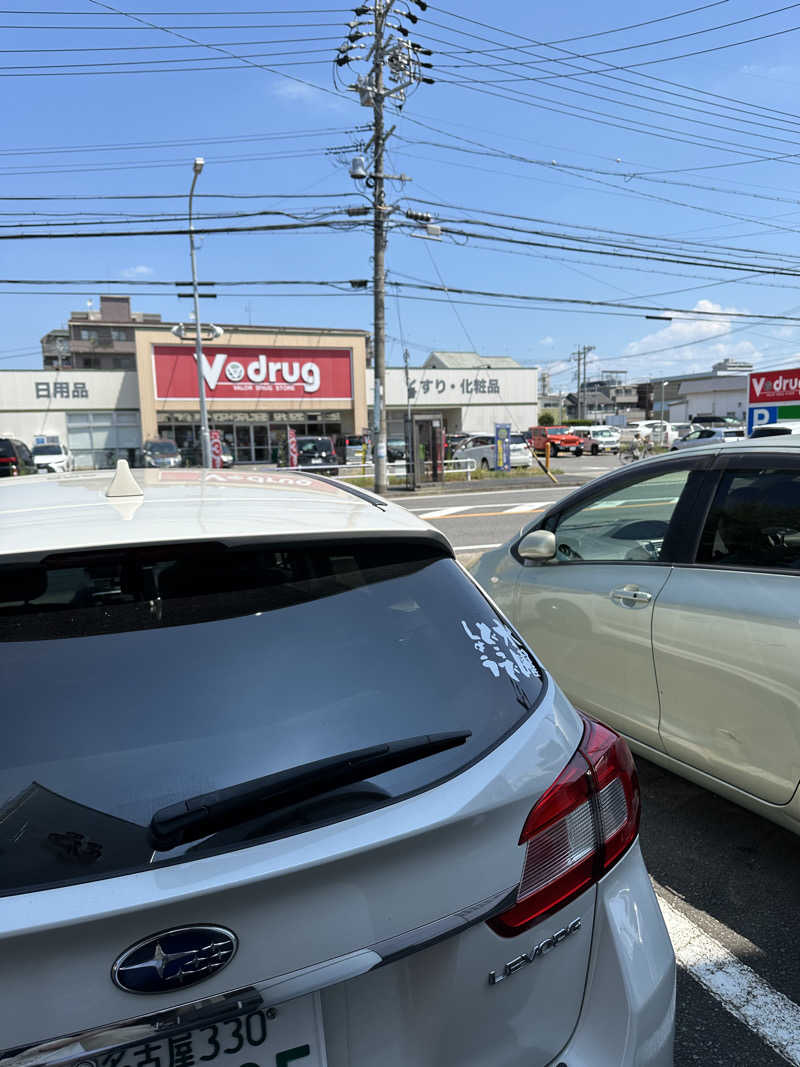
[657,893,800,1064]
[503,501,554,514]
[453,542,503,552]
[400,486,571,503]
[414,505,475,519]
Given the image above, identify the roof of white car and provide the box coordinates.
[661,435,800,460]
[0,465,443,557]
[753,420,800,432]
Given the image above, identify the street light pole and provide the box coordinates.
[661,379,670,444]
[189,157,211,469]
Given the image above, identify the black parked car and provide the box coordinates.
[140,439,183,469]
[0,437,37,477]
[292,435,339,476]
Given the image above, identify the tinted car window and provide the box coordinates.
[145,440,178,454]
[0,540,542,894]
[553,469,691,562]
[0,439,15,458]
[33,445,63,457]
[697,468,800,570]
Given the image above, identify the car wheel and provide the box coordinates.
[591,443,599,455]
[481,458,490,471]
[574,446,583,457]
[550,444,559,458]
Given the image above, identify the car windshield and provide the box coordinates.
[509,434,526,444]
[297,437,330,452]
[32,445,62,456]
[0,539,542,895]
[145,441,178,455]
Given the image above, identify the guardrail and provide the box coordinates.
[294,457,477,483]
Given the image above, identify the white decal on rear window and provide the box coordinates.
[461,618,540,682]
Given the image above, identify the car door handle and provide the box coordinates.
[610,585,653,605]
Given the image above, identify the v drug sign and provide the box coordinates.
[748,368,800,433]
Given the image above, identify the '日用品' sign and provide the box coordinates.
[153,344,353,401]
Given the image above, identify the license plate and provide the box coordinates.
[110,994,326,1067]
[311,457,323,464]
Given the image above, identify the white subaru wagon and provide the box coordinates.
[0,464,674,1067]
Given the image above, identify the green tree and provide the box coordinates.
[538,410,556,426]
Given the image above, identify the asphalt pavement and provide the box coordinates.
[395,453,800,1066]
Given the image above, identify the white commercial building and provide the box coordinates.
[0,369,142,469]
[367,364,539,438]
[667,366,750,424]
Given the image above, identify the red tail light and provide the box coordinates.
[488,715,640,938]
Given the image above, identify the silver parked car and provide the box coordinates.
[472,437,800,835]
[671,426,745,450]
[455,432,533,470]
[0,463,674,1067]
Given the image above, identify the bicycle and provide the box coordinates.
[618,438,652,464]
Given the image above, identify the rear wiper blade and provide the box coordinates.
[148,731,471,850]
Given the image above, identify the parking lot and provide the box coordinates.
[404,467,800,1066]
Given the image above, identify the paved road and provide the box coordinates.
[397,466,800,1066]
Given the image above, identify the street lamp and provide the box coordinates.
[188,157,211,468]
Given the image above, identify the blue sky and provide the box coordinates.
[6,0,800,392]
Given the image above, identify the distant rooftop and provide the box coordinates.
[424,351,521,369]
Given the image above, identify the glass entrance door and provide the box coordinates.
[235,424,253,463]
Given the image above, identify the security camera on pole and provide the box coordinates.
[335,0,433,494]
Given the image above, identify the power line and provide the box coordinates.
[0,125,366,159]
[543,0,731,44]
[82,0,350,104]
[387,280,800,322]
[0,34,343,54]
[0,218,369,239]
[426,4,800,160]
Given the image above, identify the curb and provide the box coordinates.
[381,473,593,497]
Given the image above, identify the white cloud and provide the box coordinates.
[538,335,555,346]
[121,265,153,279]
[621,299,767,378]
[272,79,346,112]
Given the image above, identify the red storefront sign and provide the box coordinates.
[749,368,800,404]
[153,344,353,401]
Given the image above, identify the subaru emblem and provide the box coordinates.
[112,925,238,994]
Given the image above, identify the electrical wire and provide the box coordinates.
[80,0,350,104]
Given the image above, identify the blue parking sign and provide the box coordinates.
[747,405,777,433]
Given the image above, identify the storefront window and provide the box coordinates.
[67,411,142,470]
[155,414,343,466]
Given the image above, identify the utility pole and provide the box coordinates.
[336,0,433,494]
[372,11,388,493]
[571,344,595,422]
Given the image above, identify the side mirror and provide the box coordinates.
[517,529,556,561]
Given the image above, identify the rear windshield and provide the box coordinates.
[509,434,526,444]
[0,439,14,458]
[33,445,62,456]
[0,540,543,895]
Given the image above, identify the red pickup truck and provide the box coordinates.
[527,426,585,457]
